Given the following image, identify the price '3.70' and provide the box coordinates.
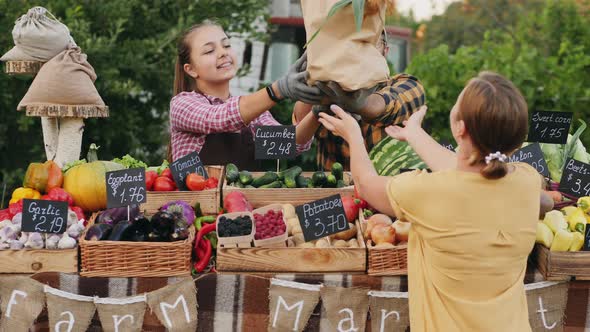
[304,214,347,238]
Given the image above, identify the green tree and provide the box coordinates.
[0,0,269,206]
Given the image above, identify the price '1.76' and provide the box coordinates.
[119,187,145,204]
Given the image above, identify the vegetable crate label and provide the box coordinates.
[508,143,550,177]
[558,158,590,198]
[295,194,350,242]
[22,199,68,234]
[105,168,147,209]
[527,111,573,144]
[171,151,208,190]
[254,125,296,160]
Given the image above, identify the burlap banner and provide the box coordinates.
[268,278,321,332]
[0,276,45,332]
[321,286,370,332]
[44,286,95,332]
[525,281,569,332]
[95,295,147,332]
[368,291,410,332]
[147,278,198,332]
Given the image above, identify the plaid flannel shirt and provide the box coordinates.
[170,91,312,161]
[294,74,426,170]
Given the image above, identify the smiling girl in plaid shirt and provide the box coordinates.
[169,20,323,167]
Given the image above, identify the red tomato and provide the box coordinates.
[160,168,173,180]
[145,171,158,191]
[205,177,219,189]
[186,174,207,191]
[341,196,359,223]
[153,177,175,191]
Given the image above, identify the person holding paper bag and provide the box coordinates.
[168,20,322,168]
[292,30,425,170]
[318,72,543,331]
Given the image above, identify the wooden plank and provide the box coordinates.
[5,60,44,75]
[141,166,223,214]
[532,244,577,281]
[222,171,355,208]
[25,104,109,118]
[0,249,78,273]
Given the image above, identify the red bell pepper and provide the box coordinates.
[8,200,23,216]
[47,188,74,206]
[341,196,359,223]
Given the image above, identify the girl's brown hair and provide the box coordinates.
[168,19,222,161]
[458,71,528,179]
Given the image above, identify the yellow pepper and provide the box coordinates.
[10,187,41,204]
[578,197,590,214]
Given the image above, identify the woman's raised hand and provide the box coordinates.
[317,105,364,145]
[385,105,428,142]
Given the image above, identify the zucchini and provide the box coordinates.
[226,163,239,184]
[252,171,279,188]
[260,181,283,189]
[280,166,302,189]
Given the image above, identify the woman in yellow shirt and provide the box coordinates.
[318,72,540,331]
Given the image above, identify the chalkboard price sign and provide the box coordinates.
[170,151,208,190]
[558,158,590,198]
[22,199,68,234]
[106,168,147,209]
[295,194,350,242]
[439,139,455,152]
[508,143,550,177]
[254,125,296,160]
[583,225,590,251]
[528,111,573,144]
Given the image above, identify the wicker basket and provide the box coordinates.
[80,213,195,277]
[360,211,408,276]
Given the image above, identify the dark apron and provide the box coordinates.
[199,127,262,171]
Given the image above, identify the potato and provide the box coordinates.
[292,234,305,246]
[334,223,357,241]
[348,239,359,248]
[291,222,302,235]
[297,242,315,248]
[333,240,348,248]
[283,204,297,219]
[286,238,295,247]
[315,238,330,248]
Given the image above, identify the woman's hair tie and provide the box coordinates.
[485,151,508,164]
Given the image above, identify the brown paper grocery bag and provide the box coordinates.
[321,286,369,332]
[95,295,147,332]
[0,277,45,332]
[17,48,105,110]
[368,291,410,332]
[147,279,198,332]
[302,0,390,91]
[45,286,96,332]
[268,278,321,332]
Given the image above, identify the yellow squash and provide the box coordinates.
[63,161,124,212]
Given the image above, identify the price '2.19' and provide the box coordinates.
[263,140,292,156]
[119,186,145,204]
[304,213,347,238]
[33,214,64,233]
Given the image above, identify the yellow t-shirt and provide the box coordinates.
[386,163,541,332]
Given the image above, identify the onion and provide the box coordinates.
[365,214,392,239]
[371,225,395,244]
[392,220,411,243]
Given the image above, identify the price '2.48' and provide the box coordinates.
[119,186,145,204]
[263,140,292,156]
[33,215,64,233]
[304,214,347,238]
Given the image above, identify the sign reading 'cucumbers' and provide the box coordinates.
[528,111,573,144]
[254,125,296,160]
[508,143,550,178]
[171,151,208,190]
[295,194,350,242]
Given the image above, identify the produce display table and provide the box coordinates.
[13,261,583,331]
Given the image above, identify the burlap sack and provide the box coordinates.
[147,279,197,332]
[1,7,73,62]
[320,286,369,332]
[17,48,105,110]
[95,295,147,332]
[526,282,569,332]
[268,279,321,332]
[368,291,410,332]
[0,276,45,332]
[45,286,95,332]
[302,0,389,91]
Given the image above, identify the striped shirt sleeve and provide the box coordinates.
[249,111,313,154]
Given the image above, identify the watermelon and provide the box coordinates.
[369,137,426,176]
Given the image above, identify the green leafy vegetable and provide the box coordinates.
[62,159,87,173]
[112,154,148,169]
[147,160,170,175]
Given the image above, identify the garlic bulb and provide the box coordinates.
[58,233,76,249]
[24,232,44,249]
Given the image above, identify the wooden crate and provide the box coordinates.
[141,165,223,215]
[222,171,355,208]
[216,221,366,273]
[0,248,78,273]
[530,244,589,281]
[359,211,407,276]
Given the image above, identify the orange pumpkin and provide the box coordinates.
[63,161,124,212]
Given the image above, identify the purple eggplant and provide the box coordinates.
[149,211,175,242]
[97,205,140,225]
[85,224,113,241]
[108,220,132,241]
[121,217,153,242]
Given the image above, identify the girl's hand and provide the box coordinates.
[318,105,363,145]
[385,105,427,142]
